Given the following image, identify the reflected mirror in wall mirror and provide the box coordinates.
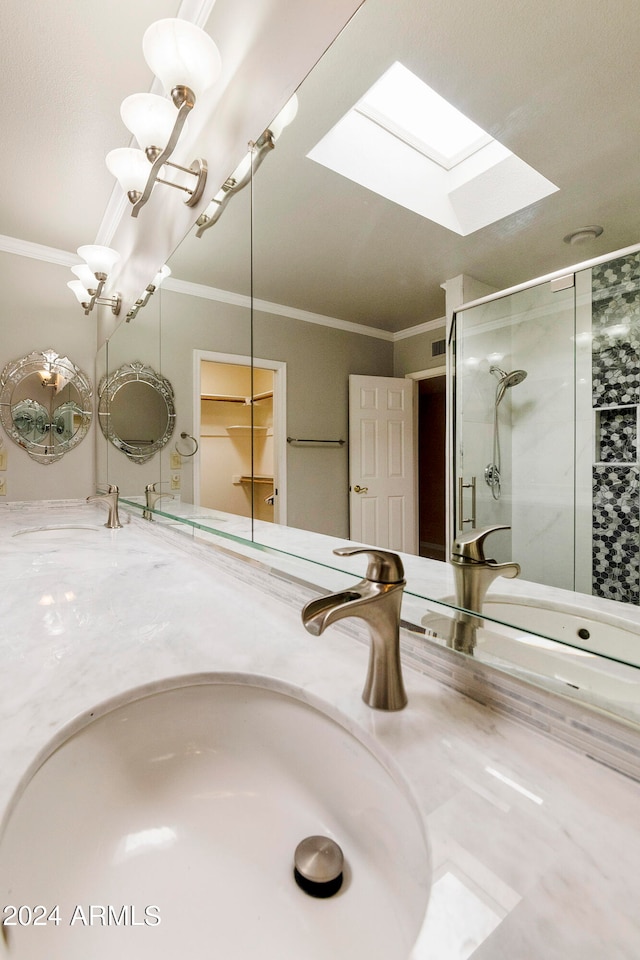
[0,349,92,464]
[98,361,176,464]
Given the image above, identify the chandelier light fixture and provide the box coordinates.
[66,245,122,316]
[107,18,222,217]
[196,95,298,237]
[70,18,298,319]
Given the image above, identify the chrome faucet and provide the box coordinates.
[301,546,408,711]
[143,481,174,520]
[449,525,520,653]
[86,484,122,529]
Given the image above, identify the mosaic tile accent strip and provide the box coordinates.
[592,464,639,602]
[592,254,640,599]
[592,252,640,300]
[592,253,640,408]
[597,406,637,462]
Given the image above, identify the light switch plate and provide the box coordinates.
[0,479,6,496]
[0,450,6,471]
[170,474,181,490]
[170,452,182,469]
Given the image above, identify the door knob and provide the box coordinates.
[353,485,369,494]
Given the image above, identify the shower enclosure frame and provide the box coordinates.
[448,239,640,598]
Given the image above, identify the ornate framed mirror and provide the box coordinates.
[98,361,176,464]
[0,349,93,464]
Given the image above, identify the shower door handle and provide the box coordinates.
[458,476,476,530]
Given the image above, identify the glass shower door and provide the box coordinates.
[453,278,579,592]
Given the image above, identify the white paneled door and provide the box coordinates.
[349,375,417,554]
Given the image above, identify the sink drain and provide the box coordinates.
[293,835,344,898]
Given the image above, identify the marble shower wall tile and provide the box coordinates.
[510,289,575,587]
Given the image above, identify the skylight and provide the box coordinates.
[307,62,559,236]
[356,62,493,170]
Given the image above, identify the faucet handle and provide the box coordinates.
[333,546,405,584]
[451,524,510,563]
[88,483,119,499]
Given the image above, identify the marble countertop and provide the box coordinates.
[1,500,639,958]
[121,495,640,630]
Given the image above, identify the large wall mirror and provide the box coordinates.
[0,349,92,464]
[98,0,640,729]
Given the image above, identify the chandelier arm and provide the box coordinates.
[130,96,195,217]
[196,131,275,237]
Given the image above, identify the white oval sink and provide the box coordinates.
[482,599,639,663]
[422,600,640,709]
[12,525,102,541]
[0,674,430,960]
[426,596,640,662]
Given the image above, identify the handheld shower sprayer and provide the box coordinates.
[485,365,528,499]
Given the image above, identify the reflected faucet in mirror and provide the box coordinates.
[301,547,408,711]
[449,525,520,653]
[87,485,122,530]
[143,481,175,520]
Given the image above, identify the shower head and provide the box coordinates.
[502,369,527,389]
[490,365,528,404]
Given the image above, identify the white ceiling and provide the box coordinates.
[3,0,640,334]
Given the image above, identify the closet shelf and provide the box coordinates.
[232,474,274,484]
[226,425,268,435]
[202,393,247,404]
[201,390,273,404]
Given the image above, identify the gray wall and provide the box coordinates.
[155,289,394,537]
[252,306,394,535]
[0,251,439,541]
[394,324,446,377]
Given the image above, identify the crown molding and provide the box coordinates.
[0,233,444,343]
[94,189,129,249]
[164,277,395,340]
[393,316,446,341]
[0,234,77,267]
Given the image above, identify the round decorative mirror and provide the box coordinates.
[0,349,93,464]
[98,361,175,464]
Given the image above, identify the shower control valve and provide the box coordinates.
[484,463,500,487]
